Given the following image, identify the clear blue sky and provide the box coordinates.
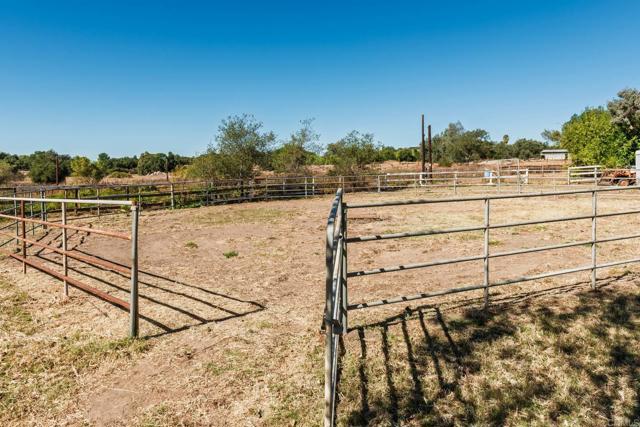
[1,0,639,158]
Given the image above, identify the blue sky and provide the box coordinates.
[0,1,639,158]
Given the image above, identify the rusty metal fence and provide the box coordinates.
[323,185,640,426]
[0,196,140,337]
[0,167,592,211]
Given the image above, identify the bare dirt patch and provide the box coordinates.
[2,188,640,425]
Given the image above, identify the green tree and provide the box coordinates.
[608,88,640,141]
[29,151,70,184]
[214,114,275,179]
[511,138,548,159]
[70,156,94,177]
[137,152,168,175]
[111,156,138,172]
[326,131,379,175]
[183,149,222,180]
[0,153,19,172]
[541,129,562,146]
[271,119,320,175]
[376,146,398,162]
[560,108,634,167]
[433,123,493,164]
[70,156,105,182]
[395,147,419,162]
[96,153,113,172]
[0,160,13,184]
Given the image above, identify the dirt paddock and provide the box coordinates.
[2,187,640,426]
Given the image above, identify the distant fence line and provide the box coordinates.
[0,166,634,214]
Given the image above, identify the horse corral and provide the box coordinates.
[2,182,640,425]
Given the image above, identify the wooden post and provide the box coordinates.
[420,114,426,173]
[428,124,433,174]
[13,188,18,250]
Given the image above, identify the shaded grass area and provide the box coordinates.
[0,278,151,424]
[338,281,640,426]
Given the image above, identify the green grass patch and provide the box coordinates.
[223,250,238,258]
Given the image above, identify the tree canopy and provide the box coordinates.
[560,108,633,167]
[326,131,379,175]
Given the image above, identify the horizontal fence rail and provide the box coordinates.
[323,183,640,425]
[0,196,140,337]
[1,165,634,213]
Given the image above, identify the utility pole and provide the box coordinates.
[420,114,426,173]
[428,124,433,174]
[55,155,60,185]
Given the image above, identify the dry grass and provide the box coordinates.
[0,276,150,426]
[2,187,640,425]
[338,276,640,426]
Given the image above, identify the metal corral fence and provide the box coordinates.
[0,196,140,337]
[568,165,602,184]
[323,185,640,426]
[0,166,617,210]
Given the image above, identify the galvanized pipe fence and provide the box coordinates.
[0,196,140,337]
[323,184,640,426]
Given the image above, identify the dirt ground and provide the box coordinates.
[2,186,640,426]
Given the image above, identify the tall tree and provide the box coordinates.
[326,131,379,175]
[0,161,13,184]
[271,118,320,175]
[29,150,70,184]
[214,114,275,179]
[511,138,548,159]
[560,108,633,167]
[608,88,640,141]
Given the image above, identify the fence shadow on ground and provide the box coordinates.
[341,273,640,426]
[31,243,265,338]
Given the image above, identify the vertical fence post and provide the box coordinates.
[40,189,46,230]
[20,201,26,273]
[74,188,79,215]
[483,198,490,308]
[377,176,381,193]
[129,202,139,338]
[96,188,101,218]
[29,192,34,235]
[341,202,348,333]
[312,176,316,196]
[304,177,308,198]
[324,209,335,427]
[62,202,69,296]
[170,183,175,209]
[454,172,458,195]
[13,188,18,250]
[591,190,597,290]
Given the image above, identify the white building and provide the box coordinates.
[540,149,569,160]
